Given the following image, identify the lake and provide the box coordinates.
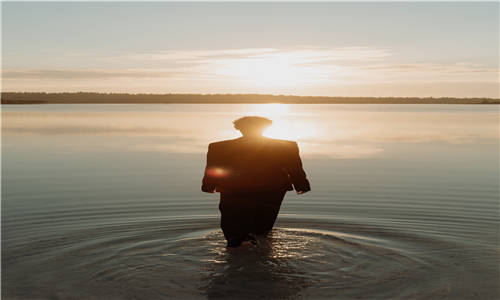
[2,104,499,299]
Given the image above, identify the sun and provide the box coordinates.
[210,50,330,90]
[215,58,299,88]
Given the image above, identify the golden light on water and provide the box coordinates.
[243,103,319,141]
[5,105,497,159]
[264,120,318,141]
[251,103,289,118]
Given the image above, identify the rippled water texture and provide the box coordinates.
[2,104,499,299]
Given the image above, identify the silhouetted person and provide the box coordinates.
[202,116,310,248]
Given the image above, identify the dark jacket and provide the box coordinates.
[202,137,310,193]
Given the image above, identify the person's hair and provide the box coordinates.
[233,116,273,131]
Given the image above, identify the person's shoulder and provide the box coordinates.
[265,138,298,148]
[208,138,240,148]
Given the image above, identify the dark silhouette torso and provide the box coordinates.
[202,137,310,193]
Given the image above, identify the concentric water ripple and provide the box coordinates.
[3,217,496,299]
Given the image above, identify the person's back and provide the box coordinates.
[202,116,310,248]
[203,136,308,193]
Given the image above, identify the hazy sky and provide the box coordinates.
[2,2,499,97]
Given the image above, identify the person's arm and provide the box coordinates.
[201,144,217,193]
[288,142,311,193]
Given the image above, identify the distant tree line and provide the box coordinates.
[1,92,499,104]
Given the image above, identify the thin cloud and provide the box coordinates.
[2,69,183,80]
[116,47,391,65]
[362,62,497,74]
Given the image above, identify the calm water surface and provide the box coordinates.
[2,104,499,299]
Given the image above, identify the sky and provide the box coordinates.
[2,2,499,97]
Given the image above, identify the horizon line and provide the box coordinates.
[2,91,499,100]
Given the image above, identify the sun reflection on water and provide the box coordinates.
[238,103,320,141]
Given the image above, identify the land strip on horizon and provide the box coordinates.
[1,92,499,104]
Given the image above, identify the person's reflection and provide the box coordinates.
[202,116,310,248]
[203,233,312,299]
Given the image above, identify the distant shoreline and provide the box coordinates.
[1,92,499,104]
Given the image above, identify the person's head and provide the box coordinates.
[233,116,272,137]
